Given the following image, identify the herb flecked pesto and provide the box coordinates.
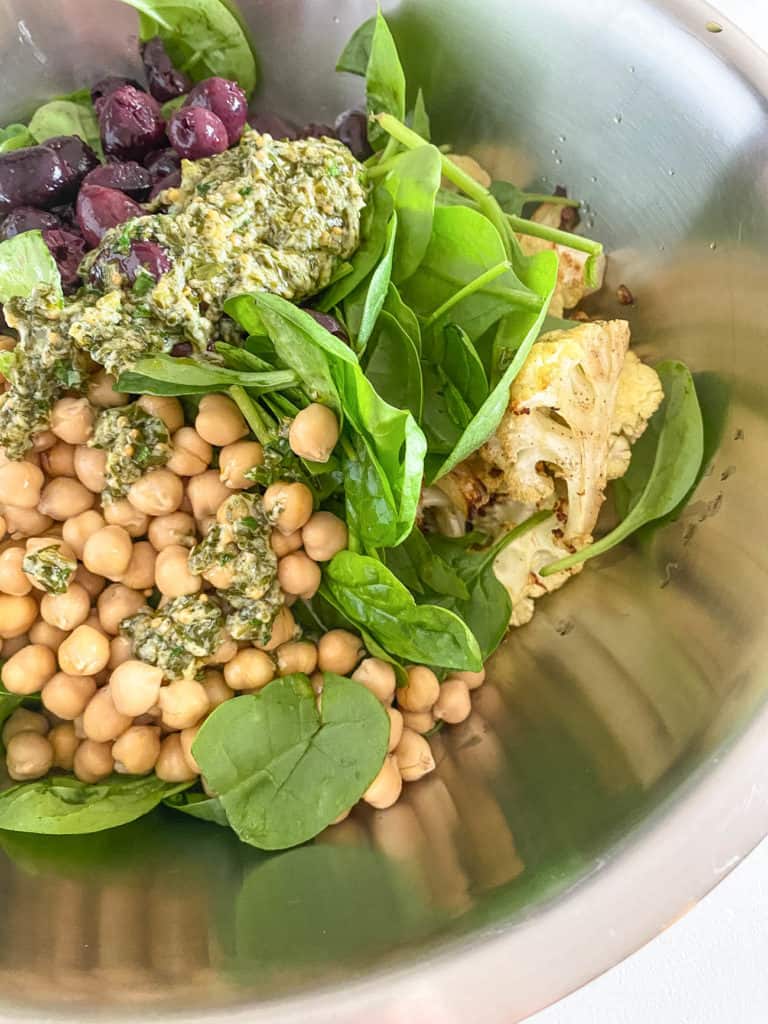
[22,543,77,595]
[90,402,171,501]
[121,594,225,680]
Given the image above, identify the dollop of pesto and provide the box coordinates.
[90,402,171,501]
[121,593,225,680]
[22,542,77,595]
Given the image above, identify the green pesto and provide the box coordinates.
[90,402,171,501]
[121,594,225,680]
[22,543,76,595]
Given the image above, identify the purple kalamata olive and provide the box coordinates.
[149,169,181,201]
[99,85,166,162]
[45,136,100,192]
[92,75,144,104]
[122,239,171,282]
[83,161,152,201]
[0,145,70,215]
[167,107,228,160]
[42,227,87,294]
[143,147,180,180]
[297,122,337,140]
[141,37,192,103]
[305,309,348,342]
[49,203,76,226]
[76,184,144,247]
[0,206,61,241]
[334,109,372,161]
[171,341,193,357]
[184,77,247,145]
[248,112,299,140]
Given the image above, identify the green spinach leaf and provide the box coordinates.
[383,527,469,600]
[383,282,421,351]
[363,9,406,150]
[384,144,442,282]
[490,180,581,217]
[420,323,490,454]
[0,123,34,152]
[164,790,229,827]
[28,99,102,157]
[336,15,375,75]
[362,310,423,421]
[0,231,62,305]
[116,355,297,396]
[409,88,431,140]
[344,207,398,351]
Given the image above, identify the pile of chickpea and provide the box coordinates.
[0,370,483,816]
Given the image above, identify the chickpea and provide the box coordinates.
[186,470,230,521]
[155,732,197,782]
[29,619,68,652]
[317,629,365,675]
[433,677,472,724]
[352,658,396,704]
[148,511,196,551]
[201,669,233,708]
[137,394,184,433]
[154,544,201,598]
[277,551,321,599]
[363,755,402,809]
[50,397,94,444]
[452,667,486,690]
[39,582,89,632]
[102,499,149,538]
[88,368,129,408]
[112,725,161,775]
[263,481,313,535]
[126,468,184,517]
[159,678,209,730]
[0,514,5,541]
[25,536,75,561]
[204,635,238,666]
[195,393,248,446]
[74,563,106,600]
[73,445,107,493]
[0,460,44,509]
[180,725,202,773]
[38,478,95,521]
[82,686,131,742]
[400,710,435,735]
[258,605,297,652]
[97,584,146,635]
[387,706,404,752]
[0,546,32,596]
[276,640,318,677]
[2,506,52,538]
[49,722,79,770]
[41,672,97,720]
[219,440,263,489]
[0,594,36,639]
[224,648,274,691]
[395,728,436,782]
[73,739,113,782]
[1,633,28,658]
[301,511,348,562]
[119,541,156,591]
[57,624,110,676]
[2,644,56,694]
[108,635,133,670]
[288,404,339,463]
[196,515,216,537]
[167,427,212,477]
[32,430,56,453]
[445,153,492,188]
[396,666,440,713]
[270,529,302,558]
[41,440,76,478]
[1,708,48,746]
[202,562,235,589]
[84,612,109,638]
[83,525,132,580]
[107,660,162,718]
[62,509,105,559]
[5,731,53,781]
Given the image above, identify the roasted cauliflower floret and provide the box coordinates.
[607,349,664,481]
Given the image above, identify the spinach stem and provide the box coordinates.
[519,193,581,208]
[424,261,538,328]
[228,385,274,445]
[506,214,603,257]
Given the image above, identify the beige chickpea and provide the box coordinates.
[57,624,110,676]
[97,584,147,635]
[219,440,263,489]
[41,672,97,720]
[363,755,402,809]
[87,368,129,408]
[288,404,339,463]
[73,445,107,493]
[74,563,106,600]
[158,679,209,731]
[186,470,230,521]
[277,551,321,598]
[263,481,313,535]
[137,394,184,433]
[400,710,435,735]
[1,633,28,658]
[2,506,52,538]
[119,541,156,591]
[108,635,133,670]
[224,648,274,691]
[50,397,94,444]
[167,427,212,477]
[41,440,76,478]
[396,666,440,713]
[352,658,396,704]
[180,725,202,773]
[317,629,365,675]
[205,635,238,666]
[5,732,54,781]
[196,515,216,537]
[73,739,114,783]
[49,722,79,770]
[148,511,197,551]
[83,525,132,580]
[1,708,48,746]
[201,669,233,708]
[154,544,201,598]
[387,706,404,753]
[25,536,75,560]
[29,619,68,652]
[433,677,472,724]
[395,728,436,782]
[32,430,56,453]
[195,393,248,446]
[2,644,57,695]
[202,562,235,589]
[0,514,5,542]
[258,605,297,652]
[62,509,105,559]
[127,468,183,517]
[82,686,131,743]
[38,478,95,521]
[270,529,302,558]
[0,546,32,596]
[276,640,318,677]
[40,582,90,632]
[108,659,163,717]
[155,732,197,782]
[0,460,44,509]
[0,594,37,638]
[112,725,161,775]
[84,612,108,637]
[452,667,486,690]
[102,499,149,538]
[301,511,348,562]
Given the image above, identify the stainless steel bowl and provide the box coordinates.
[1,1,767,1021]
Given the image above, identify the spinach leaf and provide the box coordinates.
[490,180,581,217]
[420,323,490,454]
[0,774,191,835]
[363,311,422,420]
[409,88,431,140]
[336,15,375,75]
[192,673,389,850]
[164,790,229,827]
[322,550,483,671]
[118,0,259,97]
[28,99,102,157]
[383,282,421,351]
[116,355,297,396]
[363,9,406,150]
[384,145,442,282]
[383,527,469,600]
[541,360,704,575]
[344,207,398,351]
[0,687,23,744]
[0,123,34,153]
[0,231,62,305]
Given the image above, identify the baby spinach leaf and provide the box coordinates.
[344,208,398,351]
[384,144,442,282]
[192,674,389,850]
[541,360,704,575]
[383,282,421,352]
[322,550,483,671]
[164,790,229,827]
[336,15,375,75]
[362,310,423,420]
[364,9,406,150]
[118,0,259,97]
[28,98,102,157]
[490,180,581,217]
[0,774,191,835]
[420,323,490,454]
[0,687,23,744]
[383,527,469,600]
[116,355,297,397]
[409,88,431,140]
[0,231,62,305]
[0,123,34,152]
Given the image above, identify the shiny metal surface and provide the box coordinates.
[1,1,767,1020]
